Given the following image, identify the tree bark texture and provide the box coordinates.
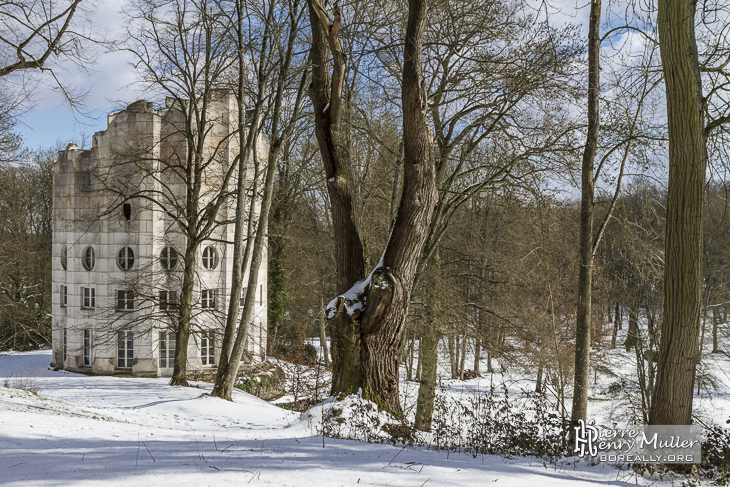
[357,0,437,415]
[170,243,197,386]
[651,0,706,425]
[571,0,601,428]
[308,0,366,396]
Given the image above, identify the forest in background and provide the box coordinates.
[0,0,729,437]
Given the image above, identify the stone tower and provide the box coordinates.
[51,93,268,377]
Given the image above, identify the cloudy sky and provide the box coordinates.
[15,0,594,151]
[15,0,142,150]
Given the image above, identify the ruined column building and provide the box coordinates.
[51,92,268,377]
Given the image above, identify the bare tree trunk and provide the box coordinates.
[712,308,720,353]
[473,338,481,375]
[320,295,330,367]
[651,0,706,425]
[414,335,422,381]
[215,0,265,388]
[447,334,457,379]
[571,0,601,429]
[406,333,415,381]
[458,334,467,380]
[307,0,366,396]
[213,0,306,399]
[414,324,439,431]
[611,302,620,349]
[213,135,276,400]
[617,303,623,330]
[700,303,708,355]
[536,361,544,393]
[356,0,437,414]
[625,306,640,351]
[170,243,197,386]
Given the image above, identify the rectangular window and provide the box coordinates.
[201,332,215,366]
[259,284,263,306]
[201,289,217,309]
[60,285,68,307]
[117,290,134,311]
[160,291,177,311]
[238,287,247,308]
[117,331,134,368]
[159,331,176,368]
[83,329,92,367]
[82,287,95,309]
[63,328,67,362]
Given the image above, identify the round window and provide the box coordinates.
[202,246,218,270]
[61,245,67,270]
[117,247,135,271]
[82,246,95,271]
[160,246,178,270]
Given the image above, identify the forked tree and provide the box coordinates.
[309,0,436,415]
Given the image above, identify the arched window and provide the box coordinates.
[117,247,135,271]
[82,246,95,271]
[160,246,178,270]
[61,245,67,270]
[202,246,218,270]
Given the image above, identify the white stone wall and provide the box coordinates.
[52,94,268,377]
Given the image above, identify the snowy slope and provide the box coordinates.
[1,350,665,486]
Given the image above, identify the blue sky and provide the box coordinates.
[14,0,593,151]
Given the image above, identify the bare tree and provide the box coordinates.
[307,0,367,395]
[212,0,308,400]
[113,0,240,386]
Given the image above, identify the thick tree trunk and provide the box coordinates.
[571,0,601,429]
[536,361,544,393]
[651,0,706,425]
[712,308,719,353]
[355,0,436,416]
[307,0,366,396]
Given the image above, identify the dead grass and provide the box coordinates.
[3,371,40,394]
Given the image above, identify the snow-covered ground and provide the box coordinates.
[0,349,671,487]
